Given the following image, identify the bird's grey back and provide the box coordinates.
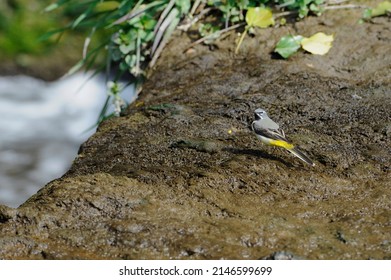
[253,116,279,130]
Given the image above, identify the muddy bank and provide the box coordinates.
[0,8,390,259]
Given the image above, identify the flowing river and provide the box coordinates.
[0,73,135,207]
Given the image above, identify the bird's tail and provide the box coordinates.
[287,146,315,166]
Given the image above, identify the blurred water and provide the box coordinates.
[0,73,136,207]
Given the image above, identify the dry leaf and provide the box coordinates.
[301,32,334,55]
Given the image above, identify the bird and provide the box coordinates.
[251,108,315,166]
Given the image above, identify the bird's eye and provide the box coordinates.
[254,109,266,119]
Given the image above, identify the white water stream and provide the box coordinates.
[0,74,135,207]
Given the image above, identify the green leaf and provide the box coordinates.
[72,13,87,29]
[66,59,85,76]
[119,61,129,71]
[44,3,60,12]
[245,7,274,28]
[362,8,372,20]
[38,27,67,41]
[71,3,100,29]
[143,18,157,31]
[274,35,304,59]
[175,0,191,14]
[44,0,71,12]
[298,6,309,18]
[144,31,155,43]
[138,29,147,40]
[111,48,123,61]
[119,42,136,54]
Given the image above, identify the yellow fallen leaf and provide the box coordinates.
[372,1,391,17]
[301,32,334,55]
[246,7,274,28]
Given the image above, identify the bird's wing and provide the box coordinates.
[252,122,288,141]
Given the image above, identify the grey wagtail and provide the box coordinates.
[252,108,315,166]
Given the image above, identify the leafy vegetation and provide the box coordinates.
[45,0,381,119]
[279,0,325,18]
[0,0,58,58]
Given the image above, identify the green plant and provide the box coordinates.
[0,0,58,57]
[277,0,325,18]
[46,0,194,117]
[207,0,262,27]
[46,0,357,121]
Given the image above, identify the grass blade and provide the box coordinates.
[151,8,180,66]
[151,7,179,56]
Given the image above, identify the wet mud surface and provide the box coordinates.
[0,7,390,259]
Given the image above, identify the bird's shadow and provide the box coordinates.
[223,147,295,168]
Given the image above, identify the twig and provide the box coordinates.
[135,30,141,76]
[276,0,295,9]
[274,3,368,20]
[152,7,178,56]
[274,10,298,19]
[326,0,350,5]
[235,25,248,54]
[112,0,146,25]
[150,11,180,67]
[184,22,245,51]
[177,7,213,31]
[154,0,176,35]
[323,4,369,10]
[189,0,201,17]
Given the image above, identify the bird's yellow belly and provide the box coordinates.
[257,135,294,149]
